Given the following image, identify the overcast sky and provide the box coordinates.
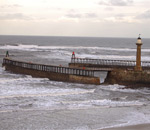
[0,0,150,38]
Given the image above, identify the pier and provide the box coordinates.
[2,58,100,85]
[69,57,150,71]
[69,36,150,72]
[2,36,150,87]
[69,36,150,87]
[3,58,95,77]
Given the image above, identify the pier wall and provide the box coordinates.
[104,69,150,88]
[69,63,94,68]
[69,63,112,70]
[69,63,133,70]
[3,63,100,85]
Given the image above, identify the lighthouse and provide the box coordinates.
[134,34,142,71]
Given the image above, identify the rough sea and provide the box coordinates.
[0,35,150,130]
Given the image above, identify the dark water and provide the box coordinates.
[0,35,150,130]
[0,35,150,48]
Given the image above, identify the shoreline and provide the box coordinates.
[101,124,150,130]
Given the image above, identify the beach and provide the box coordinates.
[102,124,150,130]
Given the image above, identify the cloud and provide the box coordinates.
[110,0,133,6]
[115,14,126,17]
[136,10,150,19]
[85,13,97,18]
[103,13,138,23]
[0,13,31,20]
[104,7,114,11]
[65,14,82,18]
[0,4,22,8]
[99,0,134,6]
[65,13,97,19]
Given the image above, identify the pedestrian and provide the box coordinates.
[6,51,9,57]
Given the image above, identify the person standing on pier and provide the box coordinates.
[6,51,9,58]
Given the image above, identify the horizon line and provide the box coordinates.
[0,34,149,39]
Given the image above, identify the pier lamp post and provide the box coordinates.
[134,34,142,71]
[71,51,75,63]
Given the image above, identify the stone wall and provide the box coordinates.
[69,75,100,85]
[69,63,108,68]
[4,64,100,85]
[69,63,90,68]
[69,63,133,69]
[104,69,150,88]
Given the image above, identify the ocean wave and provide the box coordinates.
[1,44,150,61]
[116,111,150,129]
[100,84,150,95]
[36,49,150,61]
[1,44,150,52]
[61,99,144,109]
[0,74,95,98]
[0,89,95,99]
[98,84,140,93]
[78,54,136,60]
[31,99,144,111]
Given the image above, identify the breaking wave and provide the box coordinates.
[0,44,142,52]
[1,44,150,61]
[0,43,150,52]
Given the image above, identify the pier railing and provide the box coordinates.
[71,58,150,68]
[3,58,94,77]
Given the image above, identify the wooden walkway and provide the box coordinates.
[70,57,150,71]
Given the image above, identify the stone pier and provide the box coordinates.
[104,69,150,88]
[2,58,100,85]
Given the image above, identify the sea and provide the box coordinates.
[0,35,150,130]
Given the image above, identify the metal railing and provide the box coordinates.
[71,58,150,68]
[3,58,94,77]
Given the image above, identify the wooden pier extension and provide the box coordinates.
[2,58,100,85]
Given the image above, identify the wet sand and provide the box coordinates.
[102,124,150,130]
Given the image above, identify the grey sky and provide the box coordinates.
[0,0,150,38]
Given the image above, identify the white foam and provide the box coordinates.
[0,89,95,99]
[37,50,150,62]
[61,99,144,109]
[0,44,39,51]
[1,44,150,62]
[79,53,136,60]
[99,84,140,93]
[118,111,150,127]
[1,44,150,52]
[98,107,150,130]
[0,75,95,98]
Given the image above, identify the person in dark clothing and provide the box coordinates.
[6,51,9,57]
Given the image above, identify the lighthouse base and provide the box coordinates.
[104,69,150,88]
[134,66,142,71]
